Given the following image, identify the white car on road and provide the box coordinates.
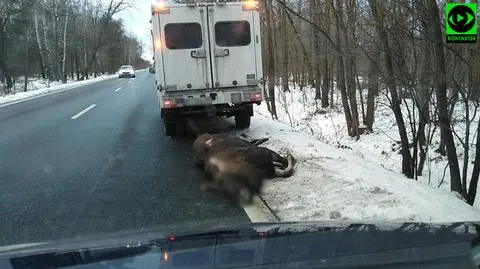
[118,65,136,78]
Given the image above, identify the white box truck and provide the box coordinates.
[150,0,264,136]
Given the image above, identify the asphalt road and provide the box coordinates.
[0,70,251,247]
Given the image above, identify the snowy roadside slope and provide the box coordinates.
[237,108,480,223]
[260,85,480,207]
[0,74,117,105]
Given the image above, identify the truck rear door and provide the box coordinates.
[153,4,212,91]
[208,2,261,89]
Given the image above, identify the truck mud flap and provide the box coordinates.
[161,109,181,123]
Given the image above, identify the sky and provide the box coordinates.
[114,0,156,62]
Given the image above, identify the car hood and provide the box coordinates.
[1,221,480,269]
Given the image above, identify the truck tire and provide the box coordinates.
[235,114,251,129]
[164,122,176,136]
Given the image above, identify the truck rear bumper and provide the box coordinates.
[161,103,255,122]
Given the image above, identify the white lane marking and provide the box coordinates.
[115,87,122,92]
[242,196,278,223]
[71,104,96,120]
[128,80,133,84]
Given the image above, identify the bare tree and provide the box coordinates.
[0,0,147,94]
[425,0,462,195]
[320,1,331,108]
[62,0,70,83]
[264,0,278,119]
[369,0,414,178]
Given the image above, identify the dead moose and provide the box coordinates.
[192,133,295,205]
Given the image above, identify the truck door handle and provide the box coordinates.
[214,48,229,57]
[191,49,207,58]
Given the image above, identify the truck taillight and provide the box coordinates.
[152,1,170,14]
[250,90,262,101]
[163,98,176,108]
[242,0,258,10]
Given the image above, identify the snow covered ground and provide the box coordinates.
[236,85,480,223]
[0,74,117,105]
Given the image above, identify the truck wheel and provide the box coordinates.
[164,122,176,136]
[235,114,251,129]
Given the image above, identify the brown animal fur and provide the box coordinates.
[193,133,291,172]
[194,133,295,205]
[193,133,268,167]
[202,151,267,205]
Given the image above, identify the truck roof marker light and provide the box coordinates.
[242,0,258,11]
[152,1,170,14]
[185,0,196,7]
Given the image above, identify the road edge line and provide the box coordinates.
[0,76,117,108]
[242,196,279,223]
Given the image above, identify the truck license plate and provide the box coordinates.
[231,93,242,104]
[186,97,211,106]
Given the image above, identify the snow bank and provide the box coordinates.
[235,98,480,223]
[254,85,480,207]
[0,74,117,105]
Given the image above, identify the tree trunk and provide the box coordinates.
[38,50,46,79]
[330,61,334,107]
[62,2,70,83]
[321,2,330,108]
[462,99,470,194]
[70,51,75,80]
[365,48,378,132]
[53,0,60,81]
[273,12,281,86]
[0,31,12,91]
[309,0,317,88]
[265,0,277,119]
[416,3,432,176]
[42,14,55,81]
[344,0,360,138]
[281,9,289,92]
[34,9,49,81]
[75,47,80,80]
[427,0,463,196]
[467,118,480,205]
[355,66,366,126]
[334,0,353,136]
[312,0,321,100]
[24,29,30,92]
[370,0,414,178]
[83,39,88,79]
